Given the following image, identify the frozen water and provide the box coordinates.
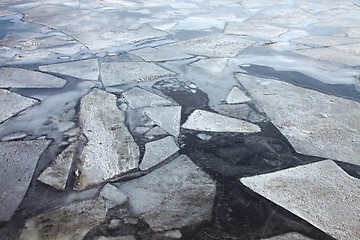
[100,184,128,205]
[182,110,261,133]
[100,61,176,86]
[225,86,251,104]
[139,136,179,171]
[122,87,174,109]
[39,59,99,81]
[0,67,66,88]
[0,140,50,222]
[241,160,360,240]
[37,141,77,190]
[237,73,360,166]
[19,198,107,240]
[0,89,38,123]
[77,90,139,190]
[143,106,181,136]
[119,155,216,231]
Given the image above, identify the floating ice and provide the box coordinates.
[119,155,216,231]
[130,47,193,62]
[237,73,360,166]
[225,86,251,104]
[139,136,179,171]
[190,58,228,73]
[0,67,66,88]
[240,160,360,240]
[100,61,176,86]
[182,110,261,133]
[77,90,139,190]
[123,87,174,109]
[0,140,50,222]
[143,106,181,136]
[39,59,99,80]
[100,184,128,205]
[37,141,77,191]
[19,198,107,240]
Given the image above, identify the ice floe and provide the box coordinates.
[39,59,99,80]
[143,106,181,136]
[119,155,216,231]
[19,198,107,240]
[0,89,38,123]
[237,73,360,166]
[225,86,251,104]
[122,87,174,109]
[182,110,261,133]
[77,90,139,190]
[0,67,66,88]
[100,62,176,86]
[139,136,179,171]
[37,141,77,190]
[0,140,50,222]
[100,183,128,205]
[240,160,360,240]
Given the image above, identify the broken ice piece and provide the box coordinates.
[225,86,251,104]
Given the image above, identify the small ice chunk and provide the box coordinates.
[182,110,261,133]
[139,136,179,171]
[123,87,173,109]
[225,86,251,104]
[100,184,127,205]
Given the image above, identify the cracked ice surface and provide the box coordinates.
[100,62,176,86]
[0,68,66,88]
[237,73,360,166]
[0,89,38,123]
[77,90,139,190]
[182,110,261,133]
[119,155,216,231]
[0,140,51,222]
[39,59,99,81]
[19,198,108,240]
[241,160,360,240]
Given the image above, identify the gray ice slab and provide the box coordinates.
[19,198,107,240]
[292,36,360,47]
[37,141,77,190]
[0,140,51,222]
[95,236,136,240]
[123,87,173,109]
[39,59,99,81]
[119,155,216,231]
[211,104,267,123]
[263,232,313,240]
[0,89,38,123]
[100,62,176,86]
[240,160,360,240]
[224,23,288,39]
[139,136,179,171]
[100,184,127,205]
[145,126,168,138]
[190,58,228,73]
[237,73,360,166]
[143,106,181,136]
[182,110,261,133]
[130,47,193,62]
[165,34,255,57]
[225,86,251,104]
[77,90,139,190]
[0,67,66,88]
[296,43,360,66]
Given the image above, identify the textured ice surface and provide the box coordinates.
[123,87,174,109]
[0,67,66,88]
[0,140,50,222]
[139,136,179,171]
[143,106,181,136]
[39,59,99,80]
[77,90,139,189]
[37,141,77,190]
[100,62,175,86]
[225,86,251,104]
[241,160,360,240]
[20,198,107,240]
[237,73,360,166]
[120,155,216,231]
[0,89,38,123]
[182,110,261,133]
